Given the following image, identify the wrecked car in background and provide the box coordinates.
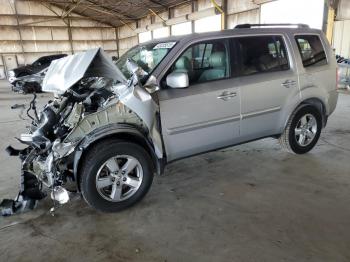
[4,47,163,214]
[8,54,67,93]
[3,25,338,215]
[11,68,48,94]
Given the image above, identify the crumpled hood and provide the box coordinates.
[42,48,127,94]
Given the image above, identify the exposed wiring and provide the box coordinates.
[26,93,39,122]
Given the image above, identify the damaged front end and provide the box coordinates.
[2,48,161,216]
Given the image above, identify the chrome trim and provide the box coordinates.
[158,33,292,83]
[281,79,297,88]
[217,91,237,100]
[242,106,281,120]
[167,115,240,135]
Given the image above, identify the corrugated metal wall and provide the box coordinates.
[332,0,350,58]
[333,20,350,58]
[117,0,271,55]
[0,0,117,77]
[0,0,271,78]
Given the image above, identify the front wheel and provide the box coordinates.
[80,139,154,212]
[279,105,322,154]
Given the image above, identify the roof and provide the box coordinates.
[32,0,190,27]
[138,26,323,46]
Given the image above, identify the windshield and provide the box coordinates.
[116,41,176,82]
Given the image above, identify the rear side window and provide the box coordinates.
[295,35,327,67]
[234,36,289,76]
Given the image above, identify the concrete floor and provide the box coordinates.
[0,80,349,262]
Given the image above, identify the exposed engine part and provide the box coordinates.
[64,102,144,143]
[51,186,70,205]
[2,48,162,216]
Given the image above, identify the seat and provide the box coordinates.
[198,52,227,82]
[173,56,192,75]
[258,54,280,71]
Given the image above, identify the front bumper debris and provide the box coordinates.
[1,146,47,216]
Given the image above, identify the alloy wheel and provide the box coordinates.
[95,155,143,202]
[294,113,318,147]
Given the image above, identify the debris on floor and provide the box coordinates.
[0,199,22,216]
[10,103,25,109]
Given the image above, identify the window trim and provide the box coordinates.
[231,35,291,78]
[293,33,328,68]
[158,33,293,86]
[117,40,178,83]
[162,38,232,88]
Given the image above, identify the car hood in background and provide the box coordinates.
[13,65,34,76]
[42,48,127,94]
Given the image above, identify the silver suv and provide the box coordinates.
[7,24,338,213]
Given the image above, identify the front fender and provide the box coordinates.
[72,123,163,191]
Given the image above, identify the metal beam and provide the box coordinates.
[191,0,197,33]
[61,0,83,18]
[12,0,25,60]
[67,17,74,54]
[149,0,168,9]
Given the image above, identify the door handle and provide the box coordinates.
[281,80,296,88]
[217,91,237,101]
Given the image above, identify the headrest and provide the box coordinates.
[209,52,226,68]
[175,56,191,70]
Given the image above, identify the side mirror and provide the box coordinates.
[166,72,189,89]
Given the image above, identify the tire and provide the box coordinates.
[279,105,322,154]
[80,139,154,212]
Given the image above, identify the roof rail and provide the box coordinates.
[234,23,310,29]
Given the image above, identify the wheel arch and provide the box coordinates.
[284,97,327,131]
[73,123,163,191]
[300,98,327,126]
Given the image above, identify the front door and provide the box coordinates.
[158,39,241,161]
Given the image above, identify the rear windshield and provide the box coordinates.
[295,35,327,68]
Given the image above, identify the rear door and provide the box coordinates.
[158,39,241,161]
[233,35,300,140]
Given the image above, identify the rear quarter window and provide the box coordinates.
[295,35,327,68]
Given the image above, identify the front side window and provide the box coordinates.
[116,41,176,81]
[295,35,327,67]
[235,36,289,76]
[167,40,229,85]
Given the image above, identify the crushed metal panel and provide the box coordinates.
[64,102,144,143]
[42,48,127,94]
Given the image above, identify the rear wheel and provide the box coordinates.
[279,105,322,154]
[80,139,154,212]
